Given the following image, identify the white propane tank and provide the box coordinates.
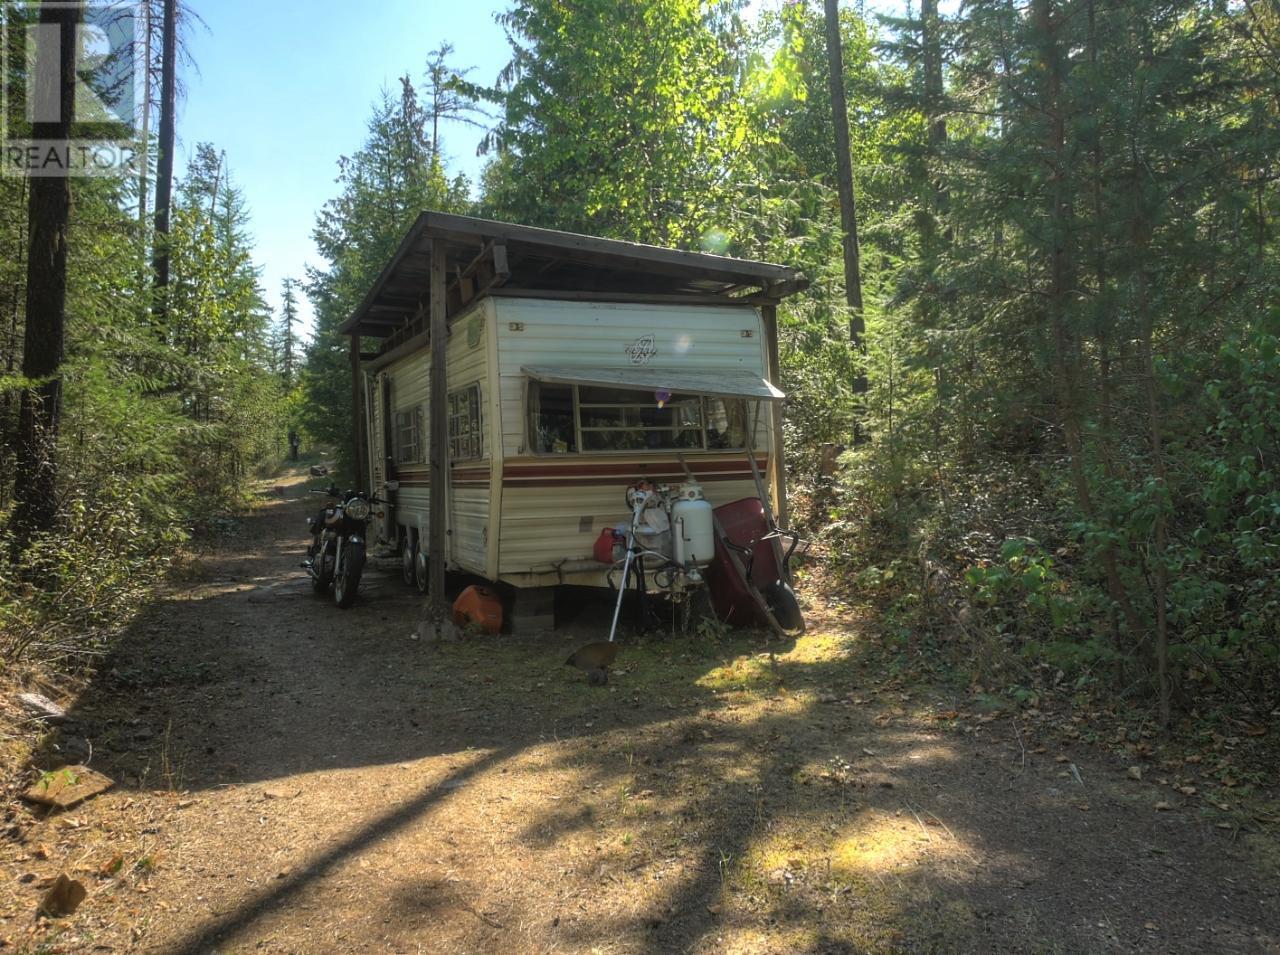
[672,482,715,567]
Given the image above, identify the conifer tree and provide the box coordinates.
[302,83,471,474]
[278,278,300,389]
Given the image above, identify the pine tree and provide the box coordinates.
[302,83,471,475]
[278,277,300,389]
[422,43,490,161]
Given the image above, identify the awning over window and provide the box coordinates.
[522,365,785,401]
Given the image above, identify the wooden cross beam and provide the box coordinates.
[446,239,511,314]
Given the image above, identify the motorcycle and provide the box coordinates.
[301,478,384,609]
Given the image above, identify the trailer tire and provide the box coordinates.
[414,545,430,594]
[401,532,416,587]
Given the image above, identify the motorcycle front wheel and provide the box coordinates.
[334,542,366,609]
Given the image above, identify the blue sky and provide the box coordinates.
[176,0,911,334]
[179,0,512,330]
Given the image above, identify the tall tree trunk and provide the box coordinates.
[1134,220,1171,727]
[1129,11,1172,725]
[1033,0,1147,654]
[12,0,79,554]
[1085,0,1125,659]
[137,0,152,233]
[3,178,29,491]
[921,0,951,476]
[151,0,177,325]
[922,0,948,232]
[822,0,866,362]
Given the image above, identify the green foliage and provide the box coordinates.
[0,476,183,662]
[1,134,288,664]
[479,0,748,246]
[1165,313,1280,687]
[816,0,1280,716]
[963,539,1075,634]
[302,79,472,480]
[159,145,287,518]
[477,0,913,457]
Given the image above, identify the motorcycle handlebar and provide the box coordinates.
[309,487,389,504]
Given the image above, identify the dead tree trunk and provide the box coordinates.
[151,0,176,325]
[822,0,866,363]
[922,0,948,231]
[12,0,79,554]
[137,0,152,233]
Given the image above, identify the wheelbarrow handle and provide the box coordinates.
[720,536,756,578]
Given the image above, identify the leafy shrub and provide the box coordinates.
[0,476,183,665]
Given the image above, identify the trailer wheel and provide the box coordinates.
[401,532,416,587]
[414,545,430,594]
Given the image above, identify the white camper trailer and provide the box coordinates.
[340,214,806,600]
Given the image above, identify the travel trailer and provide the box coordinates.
[340,214,806,606]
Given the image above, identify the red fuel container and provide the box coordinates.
[452,584,504,635]
[593,527,622,564]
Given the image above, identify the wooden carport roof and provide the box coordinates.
[339,212,808,340]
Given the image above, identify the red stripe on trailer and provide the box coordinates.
[503,458,767,479]
[503,472,755,488]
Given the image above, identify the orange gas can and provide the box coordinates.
[452,584,504,635]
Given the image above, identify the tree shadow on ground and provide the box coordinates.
[23,488,1280,954]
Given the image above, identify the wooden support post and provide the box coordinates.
[350,335,367,491]
[761,304,789,529]
[428,238,449,613]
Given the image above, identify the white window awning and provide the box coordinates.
[522,365,785,401]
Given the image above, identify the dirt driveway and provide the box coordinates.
[3,474,1278,953]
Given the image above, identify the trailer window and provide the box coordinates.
[394,407,422,464]
[578,386,704,452]
[705,397,749,450]
[527,380,749,454]
[529,381,576,453]
[448,384,483,460]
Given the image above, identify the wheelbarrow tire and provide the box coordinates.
[763,580,805,636]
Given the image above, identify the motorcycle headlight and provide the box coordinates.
[345,498,371,521]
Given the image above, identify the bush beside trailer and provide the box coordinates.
[340,213,807,610]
